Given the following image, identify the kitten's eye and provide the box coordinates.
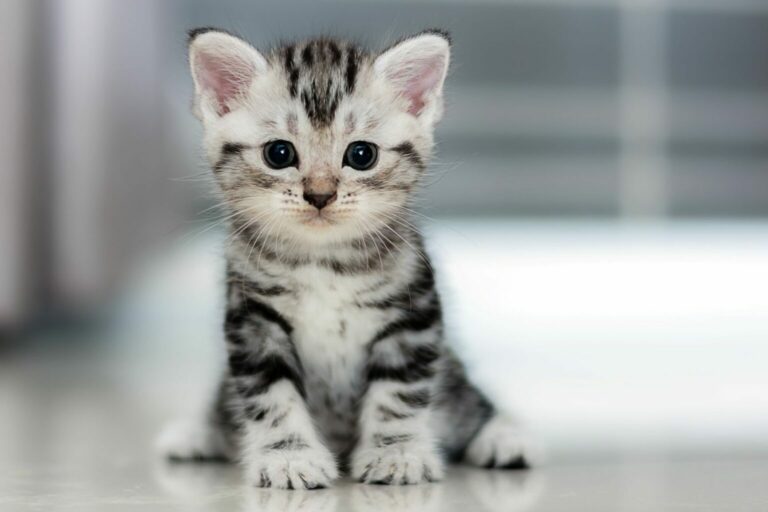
[263,140,298,169]
[344,141,378,171]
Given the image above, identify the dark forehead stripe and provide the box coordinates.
[328,40,342,65]
[301,44,313,66]
[278,38,366,128]
[284,45,299,98]
[345,47,358,94]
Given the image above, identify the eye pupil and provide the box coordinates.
[263,140,297,169]
[345,141,378,171]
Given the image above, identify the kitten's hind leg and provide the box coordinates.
[156,417,232,462]
[156,377,236,462]
[435,356,539,469]
[464,414,538,470]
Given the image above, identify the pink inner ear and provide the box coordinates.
[390,56,445,116]
[195,52,255,116]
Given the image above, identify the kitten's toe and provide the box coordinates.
[352,443,444,485]
[464,415,540,469]
[156,419,231,462]
[247,445,338,490]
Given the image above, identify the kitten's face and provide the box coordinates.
[189,31,450,249]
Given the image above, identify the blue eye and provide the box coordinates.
[263,140,298,169]
[344,141,378,171]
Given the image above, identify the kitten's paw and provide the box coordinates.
[464,415,537,469]
[156,419,230,462]
[352,442,444,485]
[246,445,338,490]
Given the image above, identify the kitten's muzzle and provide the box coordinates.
[302,191,338,210]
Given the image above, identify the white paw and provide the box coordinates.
[245,445,338,490]
[156,419,230,461]
[352,442,444,485]
[464,415,537,469]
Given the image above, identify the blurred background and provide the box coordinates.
[2,0,768,498]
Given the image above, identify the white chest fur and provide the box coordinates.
[270,265,394,443]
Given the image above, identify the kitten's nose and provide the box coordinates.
[303,191,338,210]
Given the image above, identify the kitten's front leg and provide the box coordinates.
[352,338,444,485]
[226,297,338,489]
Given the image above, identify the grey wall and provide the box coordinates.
[165,0,768,218]
[3,0,767,327]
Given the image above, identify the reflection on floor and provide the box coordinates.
[4,422,768,512]
[2,220,768,510]
[154,463,545,512]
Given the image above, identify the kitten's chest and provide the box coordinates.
[269,267,390,446]
[274,267,389,391]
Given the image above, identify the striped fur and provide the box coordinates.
[157,29,531,490]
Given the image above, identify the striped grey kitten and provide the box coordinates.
[158,28,531,489]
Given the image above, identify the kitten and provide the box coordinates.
[158,28,532,489]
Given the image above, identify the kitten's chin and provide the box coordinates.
[285,212,359,247]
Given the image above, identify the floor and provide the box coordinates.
[3,220,768,510]
[5,454,768,511]
[2,351,767,512]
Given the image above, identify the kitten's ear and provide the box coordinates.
[188,28,268,118]
[374,30,451,122]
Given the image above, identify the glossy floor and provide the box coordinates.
[4,451,768,511]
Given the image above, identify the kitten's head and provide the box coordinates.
[188,29,450,249]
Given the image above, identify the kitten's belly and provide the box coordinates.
[302,351,365,455]
[293,314,372,455]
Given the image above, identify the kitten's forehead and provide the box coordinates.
[269,38,370,129]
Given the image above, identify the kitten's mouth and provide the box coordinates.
[300,209,337,227]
